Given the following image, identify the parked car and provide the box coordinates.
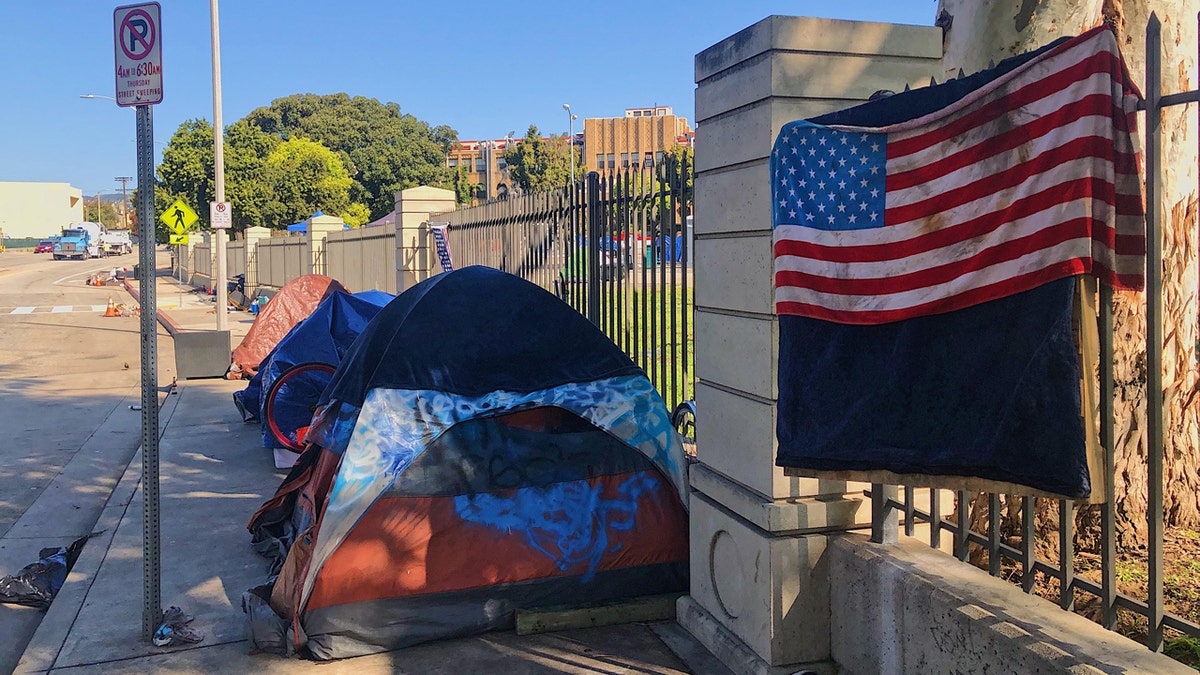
[34,240,54,253]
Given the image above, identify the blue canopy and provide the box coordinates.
[284,211,337,234]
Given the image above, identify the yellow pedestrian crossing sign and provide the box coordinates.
[160,199,199,234]
[168,234,189,245]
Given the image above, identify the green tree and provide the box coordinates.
[451,163,478,205]
[503,125,580,194]
[263,137,354,226]
[155,119,214,239]
[223,119,278,232]
[241,93,457,220]
[340,203,371,227]
[83,199,121,228]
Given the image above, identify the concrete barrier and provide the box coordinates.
[828,534,1193,674]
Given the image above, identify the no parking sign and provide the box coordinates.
[113,3,163,106]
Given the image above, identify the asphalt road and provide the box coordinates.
[0,247,175,673]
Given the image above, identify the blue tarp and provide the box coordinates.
[285,211,352,234]
[233,289,393,448]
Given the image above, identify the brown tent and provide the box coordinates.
[229,275,347,379]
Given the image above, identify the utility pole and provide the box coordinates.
[115,176,133,228]
[210,0,228,331]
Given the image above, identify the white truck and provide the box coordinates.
[99,228,133,256]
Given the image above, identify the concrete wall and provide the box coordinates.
[683,15,944,675]
[256,234,311,288]
[829,535,1194,675]
[395,185,456,291]
[0,182,84,239]
[325,222,397,294]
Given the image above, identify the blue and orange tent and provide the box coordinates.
[246,267,689,659]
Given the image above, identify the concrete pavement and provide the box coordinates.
[10,273,726,675]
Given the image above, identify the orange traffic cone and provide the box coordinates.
[104,296,119,317]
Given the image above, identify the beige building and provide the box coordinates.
[584,106,693,172]
[0,182,84,239]
[446,138,516,203]
[449,106,691,203]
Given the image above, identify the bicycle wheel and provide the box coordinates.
[671,399,696,442]
[263,362,337,451]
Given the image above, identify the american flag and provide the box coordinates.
[772,26,1145,325]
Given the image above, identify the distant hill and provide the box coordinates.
[88,192,128,205]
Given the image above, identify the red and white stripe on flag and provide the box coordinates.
[771,26,1145,325]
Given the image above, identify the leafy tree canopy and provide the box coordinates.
[263,137,354,226]
[502,125,581,194]
[241,93,457,219]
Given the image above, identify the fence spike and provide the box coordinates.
[987,59,996,69]
[957,68,966,80]
[930,76,938,86]
[904,83,911,92]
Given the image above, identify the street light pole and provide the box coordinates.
[210,0,228,332]
[563,103,577,187]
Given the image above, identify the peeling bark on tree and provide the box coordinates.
[938,0,1199,552]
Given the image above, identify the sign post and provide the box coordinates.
[114,1,163,641]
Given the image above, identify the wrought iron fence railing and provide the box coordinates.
[442,156,694,414]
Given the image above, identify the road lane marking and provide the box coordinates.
[4,304,140,316]
[51,263,127,287]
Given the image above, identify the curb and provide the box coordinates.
[14,391,182,674]
[122,279,183,336]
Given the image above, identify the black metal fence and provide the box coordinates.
[870,13,1200,657]
[439,156,694,415]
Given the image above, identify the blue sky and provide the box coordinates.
[1,1,938,197]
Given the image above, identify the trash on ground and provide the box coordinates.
[152,605,204,647]
[0,534,92,609]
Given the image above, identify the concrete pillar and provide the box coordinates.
[684,16,943,675]
[242,225,271,295]
[307,214,345,276]
[393,186,456,291]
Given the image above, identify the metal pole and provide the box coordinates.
[585,171,601,325]
[1100,282,1116,629]
[564,103,575,187]
[870,484,898,544]
[116,176,132,230]
[1144,13,1164,652]
[135,103,161,641]
[210,0,227,331]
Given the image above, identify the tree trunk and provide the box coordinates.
[937,0,1199,551]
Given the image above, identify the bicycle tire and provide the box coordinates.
[671,399,696,442]
[263,361,337,451]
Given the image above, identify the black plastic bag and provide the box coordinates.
[0,535,90,609]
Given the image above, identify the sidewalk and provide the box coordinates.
[13,275,723,674]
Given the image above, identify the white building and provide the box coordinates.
[0,182,84,239]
